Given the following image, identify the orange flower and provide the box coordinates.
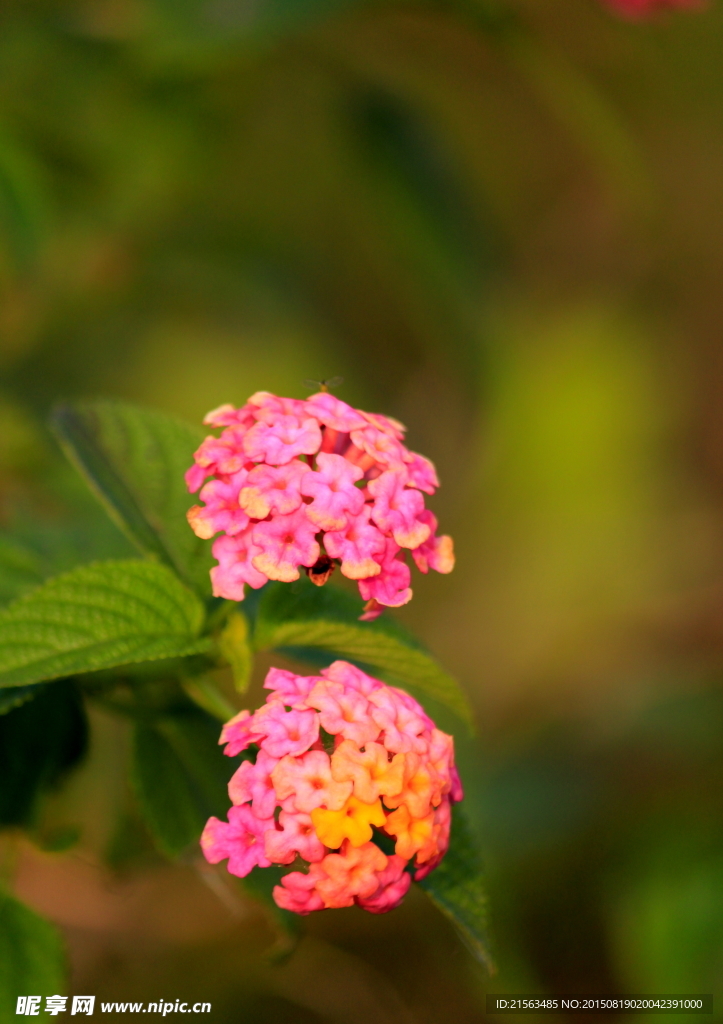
[311,794,386,849]
[313,840,388,908]
[331,740,406,804]
[384,805,435,861]
[382,752,438,818]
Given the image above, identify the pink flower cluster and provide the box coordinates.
[602,0,703,16]
[201,661,463,915]
[185,391,454,619]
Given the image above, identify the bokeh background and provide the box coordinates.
[2,0,723,1020]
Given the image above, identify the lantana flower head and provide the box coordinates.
[201,660,463,915]
[186,390,454,618]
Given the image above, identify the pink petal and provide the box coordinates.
[251,507,320,582]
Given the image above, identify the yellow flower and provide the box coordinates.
[311,795,386,849]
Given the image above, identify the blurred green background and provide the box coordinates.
[3,0,723,1020]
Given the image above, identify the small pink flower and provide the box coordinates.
[368,472,430,549]
[323,505,386,580]
[272,869,325,914]
[403,452,439,495]
[263,667,319,708]
[228,749,279,819]
[264,807,326,864]
[252,703,320,758]
[411,511,455,574]
[219,709,264,756]
[393,686,436,730]
[187,469,250,539]
[349,425,408,471]
[368,686,428,754]
[358,540,412,609]
[193,427,248,475]
[201,804,274,878]
[360,410,406,440]
[185,463,208,494]
[248,391,308,423]
[304,392,367,432]
[299,453,365,531]
[243,416,321,465]
[271,750,352,812]
[210,529,268,601]
[251,507,320,583]
[356,855,412,913]
[307,679,380,747]
[203,403,256,429]
[239,460,310,519]
[321,660,382,697]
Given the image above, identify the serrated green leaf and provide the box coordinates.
[50,400,213,596]
[132,709,231,859]
[0,560,211,689]
[254,578,472,727]
[0,680,87,827]
[0,894,66,1018]
[418,804,493,972]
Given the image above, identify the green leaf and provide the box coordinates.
[0,560,211,690]
[131,708,231,859]
[418,804,493,972]
[254,578,473,727]
[0,680,87,827]
[50,400,214,596]
[0,894,66,1019]
[218,611,253,692]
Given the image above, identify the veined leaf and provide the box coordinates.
[0,894,66,1019]
[0,560,211,689]
[419,804,493,972]
[132,709,232,859]
[254,578,472,727]
[50,400,213,596]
